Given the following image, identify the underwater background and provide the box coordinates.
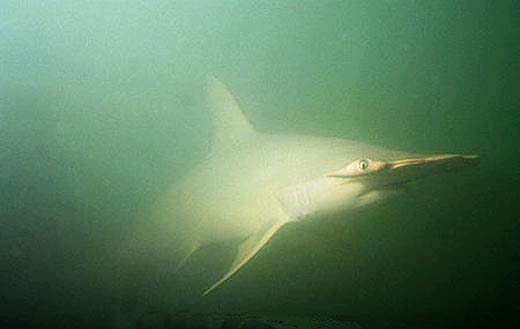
[1,1,518,328]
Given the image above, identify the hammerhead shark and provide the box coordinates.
[130,76,479,296]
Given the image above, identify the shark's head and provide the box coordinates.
[319,153,480,213]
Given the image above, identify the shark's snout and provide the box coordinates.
[328,154,480,185]
[388,154,480,177]
[325,153,479,210]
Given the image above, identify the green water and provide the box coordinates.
[1,1,518,328]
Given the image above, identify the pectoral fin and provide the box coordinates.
[203,221,285,295]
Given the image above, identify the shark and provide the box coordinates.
[127,76,479,297]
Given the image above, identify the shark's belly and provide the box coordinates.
[201,200,280,246]
[174,179,281,248]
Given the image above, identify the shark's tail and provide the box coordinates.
[173,243,198,274]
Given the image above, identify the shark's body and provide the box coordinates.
[127,76,478,296]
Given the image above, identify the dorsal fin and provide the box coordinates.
[207,75,255,152]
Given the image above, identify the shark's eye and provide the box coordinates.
[358,159,370,171]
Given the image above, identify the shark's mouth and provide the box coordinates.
[348,154,479,209]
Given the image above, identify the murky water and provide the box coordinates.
[1,1,518,328]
